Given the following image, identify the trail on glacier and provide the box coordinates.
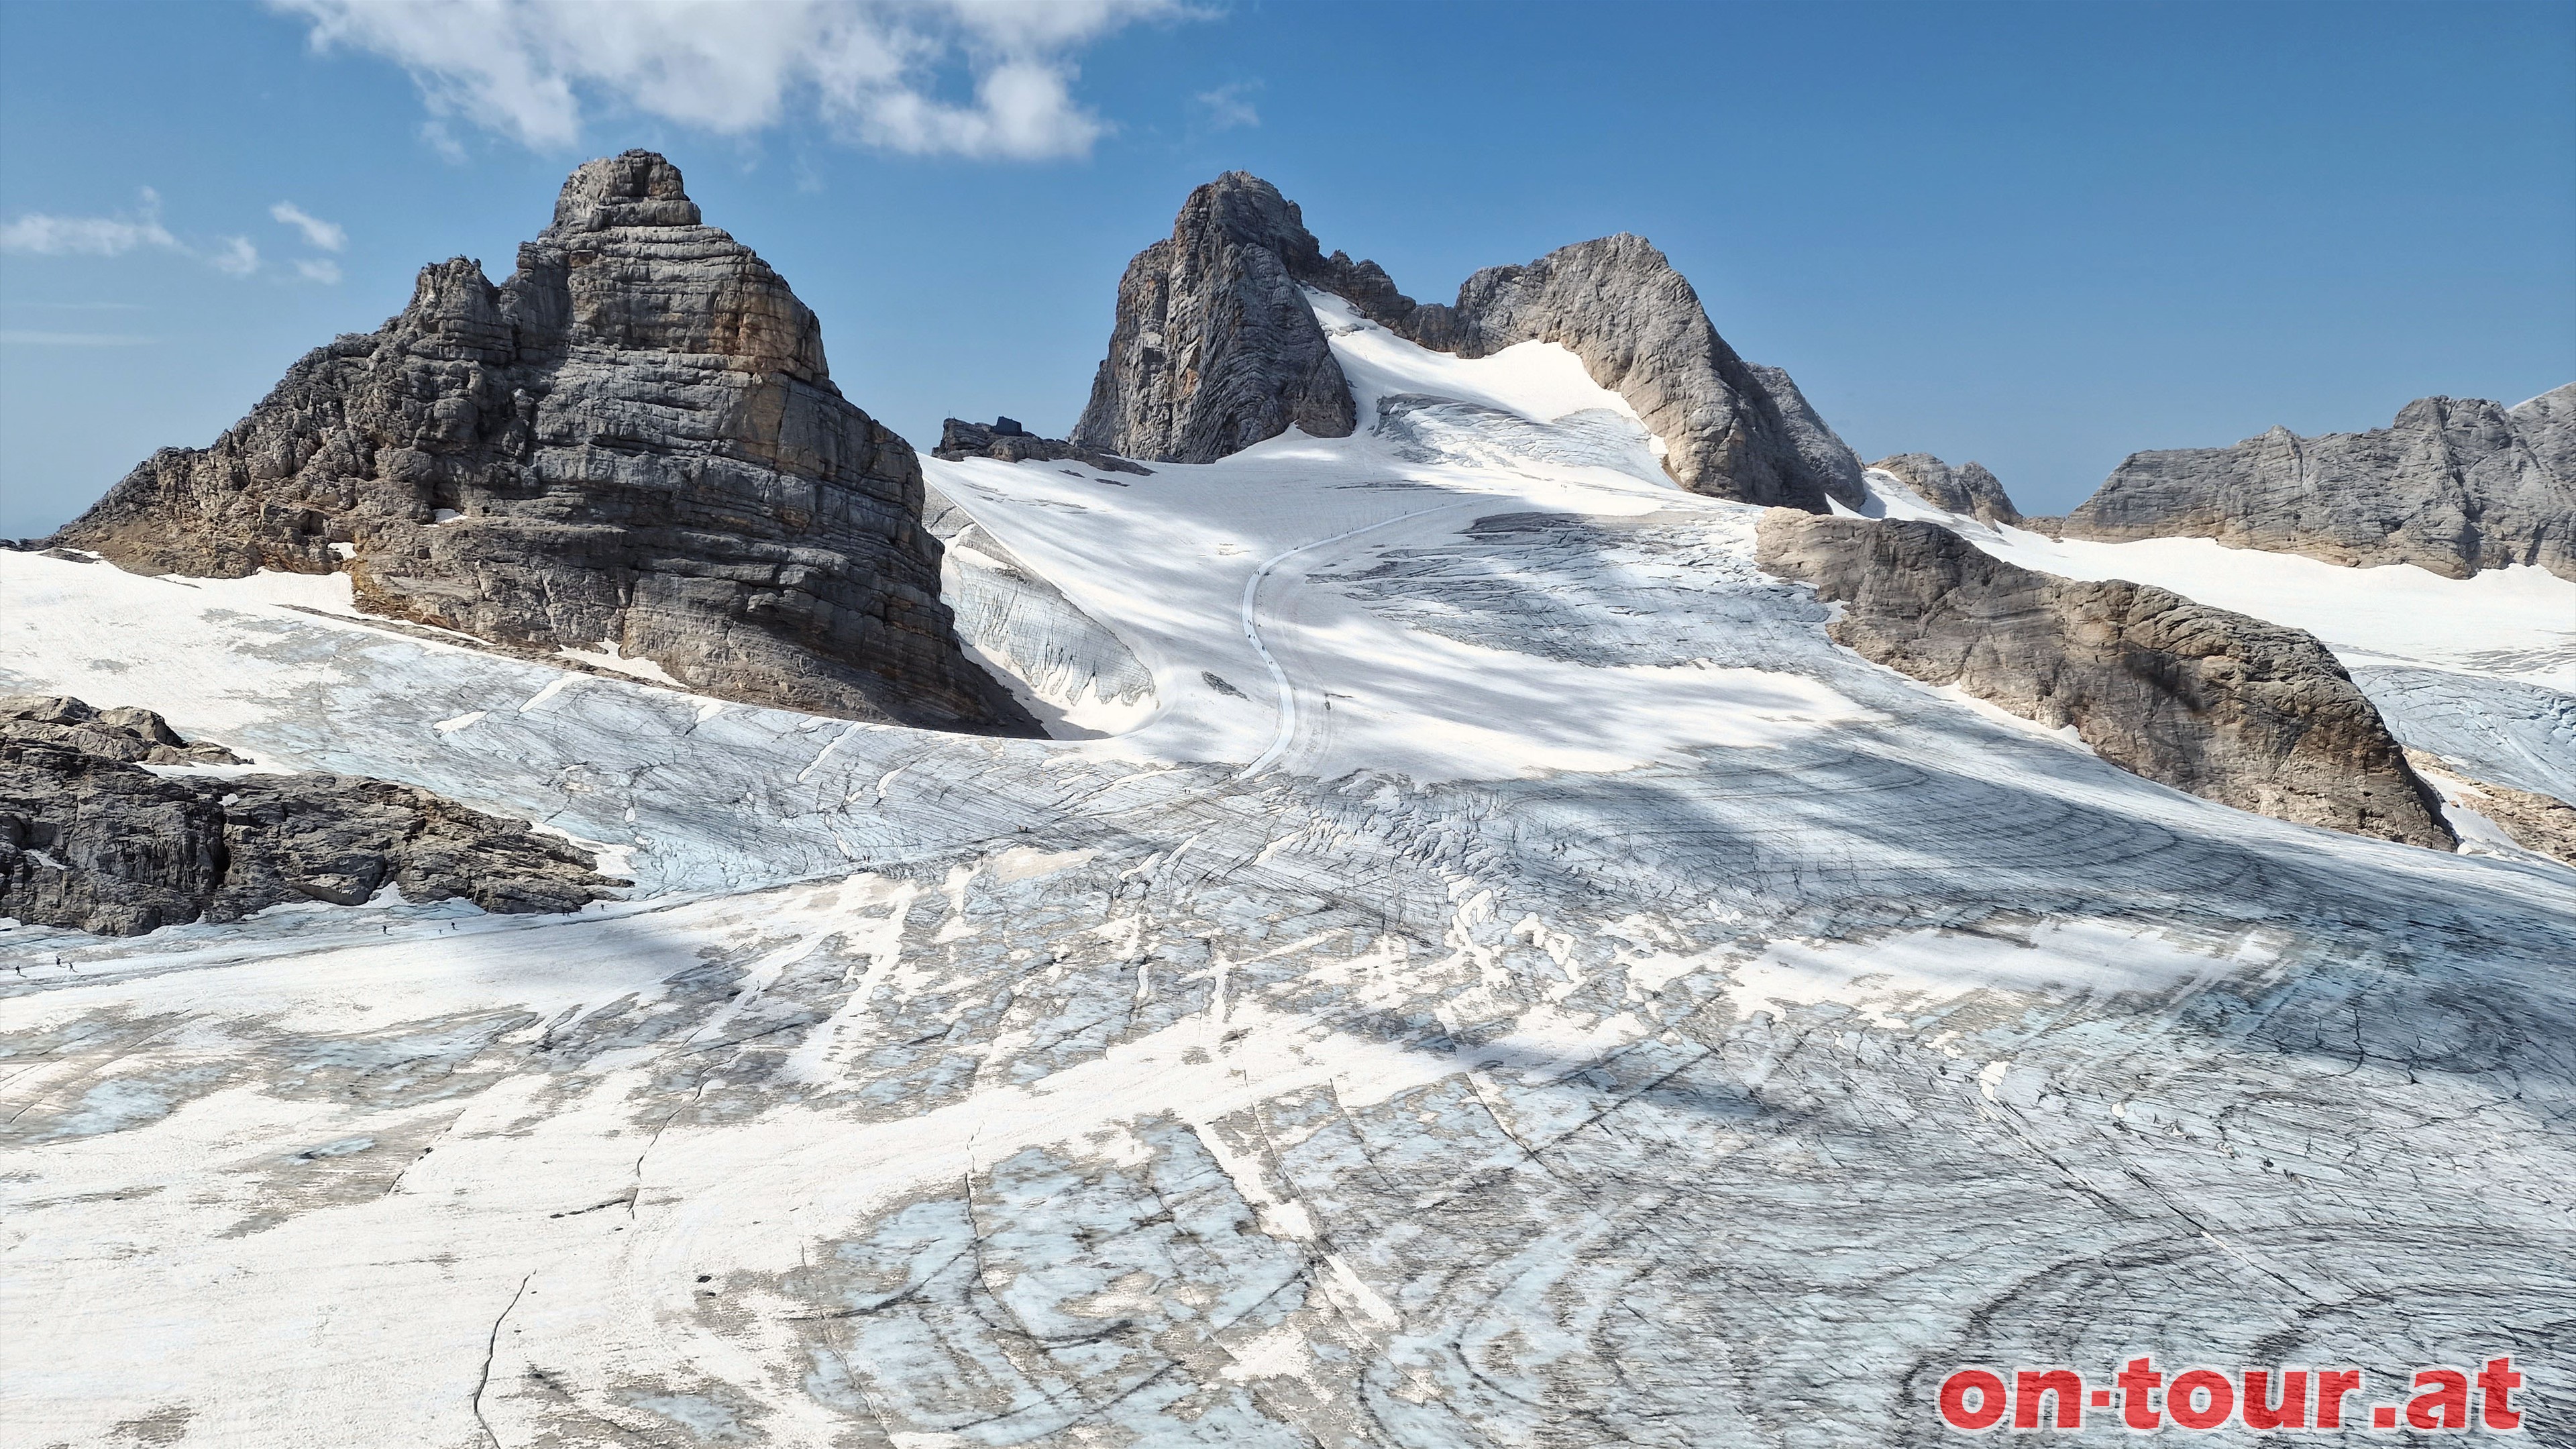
[1236,501,1481,780]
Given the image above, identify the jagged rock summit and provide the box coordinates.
[2061,383,2576,580]
[52,150,1032,733]
[1069,172,1865,511]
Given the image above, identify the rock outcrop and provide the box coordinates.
[2,697,619,936]
[934,417,1147,475]
[2,694,245,767]
[1070,172,1863,509]
[1756,513,2455,849]
[1069,174,1359,465]
[50,151,1032,733]
[2061,384,2576,580]
[1869,453,2023,526]
[2405,749,2576,869]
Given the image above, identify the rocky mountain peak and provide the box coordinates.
[549,148,703,232]
[50,152,1032,733]
[1066,172,1864,509]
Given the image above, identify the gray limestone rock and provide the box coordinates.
[1392,237,1864,509]
[1756,511,2455,849]
[1,694,244,767]
[1068,173,1358,465]
[50,151,1034,734]
[932,418,1148,475]
[2061,383,2576,580]
[1068,173,1863,508]
[1,698,621,936]
[1869,453,2024,525]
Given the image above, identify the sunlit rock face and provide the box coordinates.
[1758,509,2456,849]
[1071,172,1865,510]
[52,150,1032,733]
[2062,383,2576,581]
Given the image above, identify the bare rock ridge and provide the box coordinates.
[2061,382,2576,580]
[933,417,1148,475]
[50,150,1034,733]
[1,696,620,936]
[1869,453,2023,527]
[1069,172,1865,510]
[1755,513,2455,849]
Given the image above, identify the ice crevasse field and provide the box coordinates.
[1,293,2572,1446]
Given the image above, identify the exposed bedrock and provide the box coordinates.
[1,698,620,937]
[2061,383,2576,580]
[1070,172,1864,509]
[932,417,1148,475]
[1755,513,2456,849]
[50,150,1034,734]
[1869,453,2023,526]
[2404,749,2576,869]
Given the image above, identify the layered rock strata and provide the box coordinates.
[51,150,1031,733]
[2,697,619,936]
[933,418,1147,475]
[1869,453,2023,527]
[1756,513,2455,848]
[1071,172,1863,509]
[2062,384,2576,580]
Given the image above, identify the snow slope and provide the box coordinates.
[3,303,2573,1448]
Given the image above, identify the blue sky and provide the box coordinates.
[2,0,2570,540]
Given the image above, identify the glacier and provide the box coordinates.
[2,298,2572,1447]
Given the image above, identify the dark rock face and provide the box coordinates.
[1756,513,2455,849]
[1069,173,1862,509]
[934,418,1148,475]
[1,698,620,936]
[51,150,1032,733]
[1870,453,2023,526]
[1069,173,1358,465]
[2061,384,2576,580]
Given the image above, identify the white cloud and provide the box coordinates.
[1195,80,1259,131]
[1,190,264,276]
[270,201,347,251]
[0,189,180,258]
[294,258,344,284]
[272,0,1184,161]
[208,237,261,277]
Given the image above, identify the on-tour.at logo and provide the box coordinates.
[1936,1356,2526,1433]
